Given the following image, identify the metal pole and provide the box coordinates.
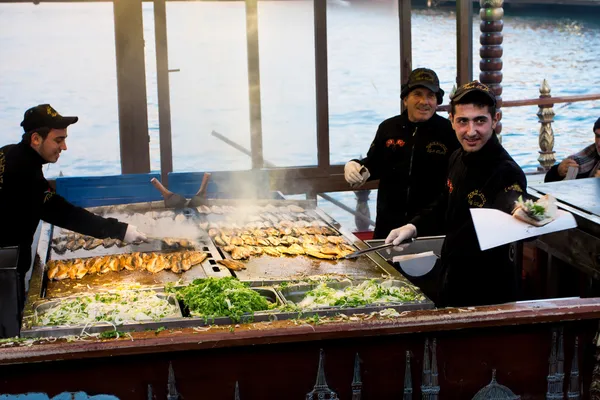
[245,0,264,169]
[154,0,174,185]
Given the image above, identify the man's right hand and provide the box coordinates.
[344,161,370,187]
[557,158,579,178]
[385,224,417,246]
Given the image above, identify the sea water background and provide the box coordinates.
[1,0,599,229]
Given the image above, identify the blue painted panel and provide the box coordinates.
[55,173,162,208]
[0,392,119,400]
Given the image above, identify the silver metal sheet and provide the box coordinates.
[531,179,600,217]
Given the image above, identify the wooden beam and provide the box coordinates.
[436,92,600,112]
[113,0,151,174]
[154,0,173,185]
[398,0,412,113]
[456,0,473,86]
[314,0,330,170]
[245,0,264,169]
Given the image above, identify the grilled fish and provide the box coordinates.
[217,259,246,271]
[214,236,227,246]
[47,261,59,280]
[103,238,118,248]
[304,248,336,260]
[231,246,252,260]
[262,246,281,257]
[288,205,305,213]
[55,263,71,280]
[230,236,244,246]
[314,234,329,245]
[267,236,282,246]
[241,235,257,246]
[188,251,208,266]
[326,235,345,244]
[208,228,220,238]
[116,240,129,248]
[84,238,104,250]
[52,242,67,254]
[256,237,270,247]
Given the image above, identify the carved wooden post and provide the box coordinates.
[479,0,504,141]
[537,79,556,171]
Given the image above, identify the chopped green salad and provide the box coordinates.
[292,279,423,309]
[169,277,275,322]
[36,290,180,326]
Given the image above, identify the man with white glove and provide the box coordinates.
[343,68,459,239]
[387,81,529,308]
[344,161,370,187]
[124,224,148,243]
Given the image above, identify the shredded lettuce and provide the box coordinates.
[170,277,274,323]
[292,279,423,310]
[36,290,179,326]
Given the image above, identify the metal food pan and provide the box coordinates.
[175,287,285,326]
[274,279,434,316]
[21,291,183,338]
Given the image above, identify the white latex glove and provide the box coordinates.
[124,224,147,243]
[385,224,417,246]
[344,161,370,187]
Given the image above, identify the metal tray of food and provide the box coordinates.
[191,200,401,282]
[21,289,183,338]
[42,234,231,299]
[274,278,434,317]
[174,287,284,326]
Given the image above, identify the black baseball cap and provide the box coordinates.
[20,104,78,133]
[401,68,444,104]
[451,80,497,107]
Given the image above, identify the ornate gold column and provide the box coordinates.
[537,79,556,170]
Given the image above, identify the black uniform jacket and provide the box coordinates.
[357,112,459,239]
[412,134,527,307]
[0,141,127,273]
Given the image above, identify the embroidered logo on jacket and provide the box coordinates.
[426,142,448,155]
[504,183,523,193]
[447,178,454,193]
[385,139,406,148]
[44,188,55,203]
[467,190,486,207]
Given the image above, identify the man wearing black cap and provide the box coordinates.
[385,81,528,307]
[0,104,147,311]
[544,117,600,182]
[343,68,459,239]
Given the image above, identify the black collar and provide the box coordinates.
[461,131,503,166]
[18,140,49,166]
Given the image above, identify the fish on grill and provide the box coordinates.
[116,240,129,248]
[230,236,245,246]
[326,235,345,244]
[262,246,282,257]
[103,238,118,248]
[278,226,293,236]
[241,235,257,246]
[252,229,267,238]
[84,238,104,250]
[217,259,246,271]
[277,244,304,256]
[288,205,305,213]
[197,205,211,214]
[256,237,270,247]
[162,238,194,250]
[214,236,227,246]
[52,242,67,254]
[231,246,252,260]
[314,234,329,245]
[47,261,59,280]
[303,244,336,260]
[208,228,220,238]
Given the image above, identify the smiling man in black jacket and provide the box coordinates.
[344,68,459,239]
[385,81,527,307]
[0,104,147,312]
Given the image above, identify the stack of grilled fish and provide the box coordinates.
[51,232,195,254]
[196,203,306,216]
[46,250,208,281]
[207,221,355,261]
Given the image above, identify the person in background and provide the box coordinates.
[0,104,147,313]
[343,68,459,239]
[544,117,600,182]
[385,81,528,307]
